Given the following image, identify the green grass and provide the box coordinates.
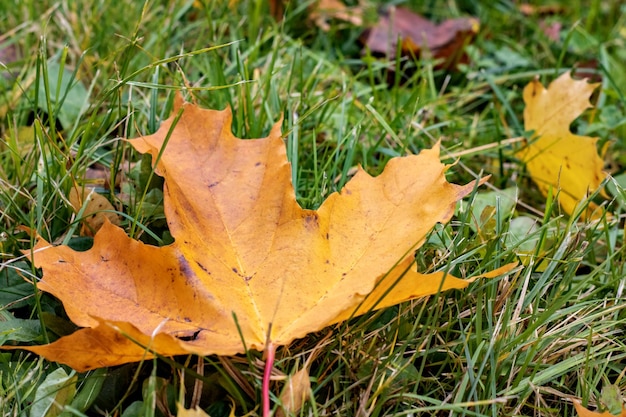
[1,0,626,416]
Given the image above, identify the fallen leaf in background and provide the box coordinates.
[0,42,18,79]
[518,3,564,16]
[6,97,516,371]
[516,72,607,218]
[517,2,563,42]
[362,6,479,69]
[574,400,626,417]
[310,0,364,31]
[82,161,121,190]
[573,60,603,84]
[539,20,562,42]
[69,187,120,236]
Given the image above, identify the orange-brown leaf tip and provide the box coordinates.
[270,113,285,139]
[2,319,190,372]
[330,260,518,323]
[172,91,185,113]
[573,400,626,417]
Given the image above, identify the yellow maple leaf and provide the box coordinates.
[6,97,516,371]
[517,72,606,217]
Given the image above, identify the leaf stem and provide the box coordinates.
[263,341,276,417]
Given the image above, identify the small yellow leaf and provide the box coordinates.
[276,367,311,417]
[517,72,606,218]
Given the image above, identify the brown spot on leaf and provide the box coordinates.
[303,213,319,229]
[196,261,208,273]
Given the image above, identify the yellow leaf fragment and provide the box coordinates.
[6,99,517,370]
[177,403,211,417]
[516,72,606,217]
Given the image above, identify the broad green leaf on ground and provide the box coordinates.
[506,215,554,271]
[30,368,77,417]
[0,310,41,345]
[465,187,517,240]
[5,97,516,371]
[602,385,626,416]
[516,72,607,217]
[34,60,89,129]
[0,261,36,309]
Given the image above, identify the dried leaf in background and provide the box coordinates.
[310,0,364,31]
[362,6,479,69]
[69,187,120,236]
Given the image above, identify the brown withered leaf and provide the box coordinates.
[539,20,562,42]
[68,187,120,236]
[362,6,479,69]
[6,97,516,371]
[276,367,311,417]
